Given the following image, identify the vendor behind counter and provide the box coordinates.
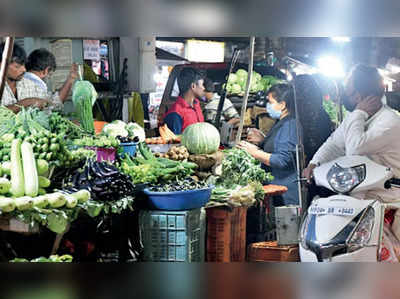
[163,68,205,134]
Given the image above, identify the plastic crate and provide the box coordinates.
[247,241,300,262]
[139,208,205,262]
[206,206,248,262]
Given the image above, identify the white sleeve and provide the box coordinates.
[344,109,396,156]
[310,118,346,165]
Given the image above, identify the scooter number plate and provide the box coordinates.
[308,206,356,216]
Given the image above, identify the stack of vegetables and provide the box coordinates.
[119,143,198,185]
[10,254,73,263]
[226,69,280,95]
[154,145,189,161]
[102,120,145,142]
[62,159,135,202]
[73,135,120,149]
[72,80,97,134]
[206,148,273,208]
[49,112,87,139]
[145,124,181,145]
[0,108,72,167]
[0,136,92,233]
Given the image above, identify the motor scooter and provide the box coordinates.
[300,155,400,262]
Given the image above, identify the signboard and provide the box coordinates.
[186,40,225,63]
[83,39,100,60]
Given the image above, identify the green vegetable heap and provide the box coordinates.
[218,148,272,187]
[225,69,281,95]
[72,80,97,134]
[119,143,198,184]
[0,108,70,166]
[73,135,120,148]
[49,112,87,139]
[10,254,73,263]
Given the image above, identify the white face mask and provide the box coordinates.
[266,102,282,119]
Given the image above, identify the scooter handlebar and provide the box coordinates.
[385,178,400,189]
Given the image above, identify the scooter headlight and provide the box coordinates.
[327,163,366,194]
[347,207,374,253]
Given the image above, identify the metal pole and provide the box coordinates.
[215,47,241,129]
[0,37,14,101]
[235,36,255,145]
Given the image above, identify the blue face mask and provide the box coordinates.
[267,102,282,119]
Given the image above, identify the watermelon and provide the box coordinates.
[181,123,220,154]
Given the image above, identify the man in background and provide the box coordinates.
[23,48,78,110]
[0,42,49,112]
[163,67,205,134]
[203,77,240,126]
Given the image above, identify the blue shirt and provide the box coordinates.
[261,117,301,205]
[164,112,183,135]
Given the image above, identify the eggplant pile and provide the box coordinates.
[63,159,135,201]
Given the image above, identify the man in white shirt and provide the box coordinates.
[0,42,49,112]
[23,48,78,111]
[303,64,400,203]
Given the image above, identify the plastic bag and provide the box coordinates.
[379,222,400,262]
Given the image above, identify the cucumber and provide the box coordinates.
[10,139,25,197]
[21,141,39,197]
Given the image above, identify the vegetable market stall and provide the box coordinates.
[0,76,288,263]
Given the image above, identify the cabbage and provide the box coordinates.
[126,122,146,142]
[236,69,248,78]
[47,212,68,234]
[252,71,262,82]
[102,123,128,138]
[250,81,259,93]
[231,84,242,94]
[111,120,126,127]
[227,73,237,84]
[226,83,233,94]
[237,76,247,89]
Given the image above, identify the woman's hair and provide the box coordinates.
[267,83,295,115]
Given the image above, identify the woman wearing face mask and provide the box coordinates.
[237,83,301,205]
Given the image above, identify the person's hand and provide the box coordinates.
[237,140,259,156]
[247,128,264,144]
[227,117,240,126]
[68,63,79,81]
[302,163,317,184]
[356,95,382,117]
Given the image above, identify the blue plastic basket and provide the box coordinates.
[139,209,206,262]
[120,142,138,157]
[143,186,214,211]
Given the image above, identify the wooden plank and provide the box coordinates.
[0,37,15,100]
